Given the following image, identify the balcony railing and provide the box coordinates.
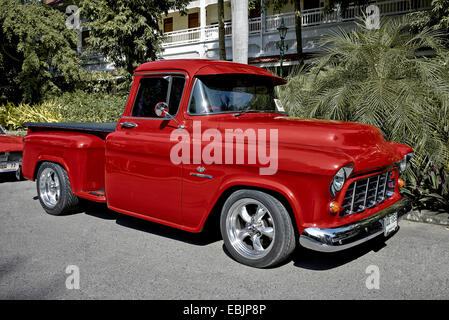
[162,0,431,47]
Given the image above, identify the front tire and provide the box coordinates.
[220,190,296,268]
[36,162,82,215]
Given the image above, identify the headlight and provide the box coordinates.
[330,164,354,196]
[398,152,413,173]
[398,157,407,173]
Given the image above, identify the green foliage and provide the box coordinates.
[0,0,84,103]
[47,91,127,123]
[278,17,449,210]
[79,69,132,94]
[0,91,127,129]
[402,164,449,211]
[0,102,62,129]
[79,0,191,75]
[408,0,449,36]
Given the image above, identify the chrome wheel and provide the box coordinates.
[226,198,275,260]
[39,168,61,208]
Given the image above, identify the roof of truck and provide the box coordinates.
[134,59,286,85]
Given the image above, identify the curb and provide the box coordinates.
[403,209,449,226]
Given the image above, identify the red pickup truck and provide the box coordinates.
[22,59,413,268]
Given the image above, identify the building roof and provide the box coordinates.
[134,59,286,84]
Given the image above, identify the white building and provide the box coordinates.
[160,0,432,67]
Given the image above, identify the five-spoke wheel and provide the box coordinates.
[221,190,296,268]
[226,199,275,259]
[36,162,83,215]
[38,167,61,208]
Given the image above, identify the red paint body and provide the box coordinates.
[0,134,23,153]
[22,59,413,235]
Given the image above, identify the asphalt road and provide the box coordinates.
[1,175,448,300]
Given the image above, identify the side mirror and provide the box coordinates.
[154,102,183,130]
[155,102,169,118]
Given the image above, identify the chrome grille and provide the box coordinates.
[340,170,396,217]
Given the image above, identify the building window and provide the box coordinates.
[188,12,199,29]
[303,0,320,10]
[81,30,90,48]
[164,17,173,33]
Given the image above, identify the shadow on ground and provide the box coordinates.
[221,233,391,270]
[84,202,222,246]
[0,172,20,184]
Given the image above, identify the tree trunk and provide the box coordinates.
[218,0,226,60]
[293,0,303,65]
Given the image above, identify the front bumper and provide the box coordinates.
[0,161,20,173]
[299,197,412,253]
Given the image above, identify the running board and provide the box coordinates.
[74,189,106,203]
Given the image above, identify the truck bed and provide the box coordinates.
[24,122,117,133]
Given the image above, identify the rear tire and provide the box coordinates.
[36,162,82,215]
[220,190,296,268]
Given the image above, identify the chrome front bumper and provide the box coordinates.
[0,161,20,173]
[299,198,412,253]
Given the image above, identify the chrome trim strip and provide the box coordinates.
[350,180,357,214]
[374,175,381,203]
[362,177,370,209]
[189,173,213,179]
[382,171,388,199]
[299,198,411,253]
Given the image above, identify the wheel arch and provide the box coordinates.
[34,157,72,185]
[201,184,301,240]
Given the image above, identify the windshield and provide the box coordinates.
[188,74,281,115]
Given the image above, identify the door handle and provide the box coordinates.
[120,122,138,129]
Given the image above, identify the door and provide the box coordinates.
[105,75,186,225]
[164,17,173,33]
[188,12,199,29]
[303,0,320,10]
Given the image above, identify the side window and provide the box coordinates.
[132,75,185,118]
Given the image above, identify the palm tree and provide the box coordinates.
[279,17,449,171]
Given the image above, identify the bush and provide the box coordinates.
[402,164,449,211]
[0,102,62,130]
[278,17,449,211]
[0,91,127,129]
[48,90,127,123]
[78,69,132,95]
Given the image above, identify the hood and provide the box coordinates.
[216,114,403,173]
[0,135,24,152]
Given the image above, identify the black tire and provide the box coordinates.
[36,162,82,215]
[15,166,23,181]
[220,189,296,268]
